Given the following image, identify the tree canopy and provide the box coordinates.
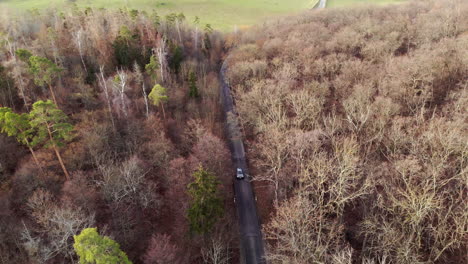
[187,166,224,235]
[73,228,132,264]
[28,56,62,87]
[0,107,32,146]
[15,48,32,63]
[145,55,159,81]
[29,100,73,148]
[148,84,168,107]
[188,71,199,98]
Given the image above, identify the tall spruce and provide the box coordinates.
[187,166,224,235]
[188,71,199,98]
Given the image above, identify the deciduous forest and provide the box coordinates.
[0,8,236,264]
[227,0,467,263]
[0,0,466,263]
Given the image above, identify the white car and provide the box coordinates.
[236,168,245,180]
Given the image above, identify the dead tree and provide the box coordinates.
[113,69,129,118]
[97,66,115,130]
[72,28,88,73]
[155,37,167,83]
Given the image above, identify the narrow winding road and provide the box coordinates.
[318,0,327,9]
[220,3,326,263]
[220,60,266,264]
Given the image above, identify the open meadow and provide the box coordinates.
[0,0,314,31]
[0,0,405,30]
[327,0,405,8]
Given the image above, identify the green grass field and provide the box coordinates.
[327,0,405,8]
[0,0,315,31]
[0,0,405,31]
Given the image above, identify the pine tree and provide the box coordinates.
[187,166,224,235]
[29,100,73,180]
[145,55,159,82]
[169,45,183,75]
[148,84,168,119]
[74,228,132,264]
[15,48,32,63]
[28,56,62,105]
[0,107,43,172]
[188,71,199,98]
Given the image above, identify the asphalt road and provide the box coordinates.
[220,60,266,264]
[318,0,327,8]
[219,3,326,261]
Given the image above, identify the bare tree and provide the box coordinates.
[72,28,88,73]
[96,65,115,130]
[287,89,323,130]
[155,37,167,83]
[143,234,184,264]
[10,59,31,110]
[343,84,374,133]
[23,189,95,262]
[134,62,149,118]
[252,128,291,206]
[265,194,344,264]
[97,156,159,209]
[201,235,231,264]
[112,69,129,118]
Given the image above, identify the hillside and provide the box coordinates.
[227,0,467,263]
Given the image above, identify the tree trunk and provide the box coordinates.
[142,82,149,118]
[5,78,14,108]
[79,48,88,73]
[48,84,58,106]
[176,21,182,43]
[46,124,70,180]
[53,144,70,180]
[161,103,166,120]
[98,66,116,131]
[28,146,44,174]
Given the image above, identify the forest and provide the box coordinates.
[0,7,238,264]
[227,0,467,263]
[0,0,466,263]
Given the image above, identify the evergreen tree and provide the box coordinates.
[187,166,224,235]
[29,100,73,180]
[145,55,159,81]
[0,107,43,172]
[74,228,132,264]
[188,71,199,98]
[148,84,168,119]
[112,26,142,68]
[202,24,213,54]
[28,55,62,105]
[0,65,17,108]
[15,48,32,63]
[169,45,183,75]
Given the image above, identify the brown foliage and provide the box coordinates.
[143,234,185,264]
[229,0,468,262]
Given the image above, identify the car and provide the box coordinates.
[236,168,245,180]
